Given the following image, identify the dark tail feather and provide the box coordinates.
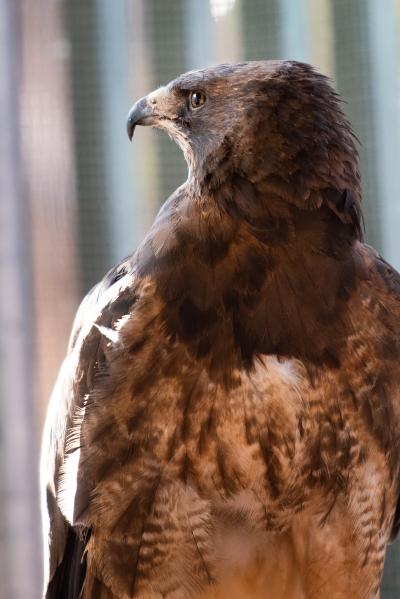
[390,493,400,542]
[45,525,88,599]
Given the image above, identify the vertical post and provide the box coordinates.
[307,0,335,77]
[211,0,243,63]
[279,0,311,62]
[332,0,381,251]
[125,0,160,243]
[147,0,187,204]
[186,0,243,69]
[19,0,79,425]
[0,0,41,597]
[185,0,214,70]
[96,1,143,263]
[366,0,400,270]
[63,0,111,293]
[240,0,281,61]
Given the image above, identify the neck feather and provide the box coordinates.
[137,175,359,373]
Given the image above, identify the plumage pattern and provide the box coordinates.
[41,61,400,599]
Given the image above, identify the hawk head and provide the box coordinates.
[127,60,361,235]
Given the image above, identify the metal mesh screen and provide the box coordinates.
[2,1,400,597]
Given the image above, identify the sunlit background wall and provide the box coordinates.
[1,1,400,597]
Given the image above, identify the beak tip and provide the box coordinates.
[127,119,135,141]
[127,96,155,141]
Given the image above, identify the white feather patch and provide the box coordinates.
[57,447,81,524]
[94,323,120,345]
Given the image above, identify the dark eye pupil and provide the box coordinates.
[191,92,205,108]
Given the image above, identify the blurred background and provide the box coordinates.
[1,0,400,597]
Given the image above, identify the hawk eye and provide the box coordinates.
[190,91,206,109]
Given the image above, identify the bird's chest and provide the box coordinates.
[83,353,368,534]
[166,355,368,521]
[175,358,303,501]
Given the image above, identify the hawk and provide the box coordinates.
[41,61,400,599]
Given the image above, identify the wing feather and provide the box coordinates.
[41,261,136,597]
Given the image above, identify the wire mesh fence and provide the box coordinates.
[1,1,400,597]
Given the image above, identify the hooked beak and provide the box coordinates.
[126,96,156,141]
